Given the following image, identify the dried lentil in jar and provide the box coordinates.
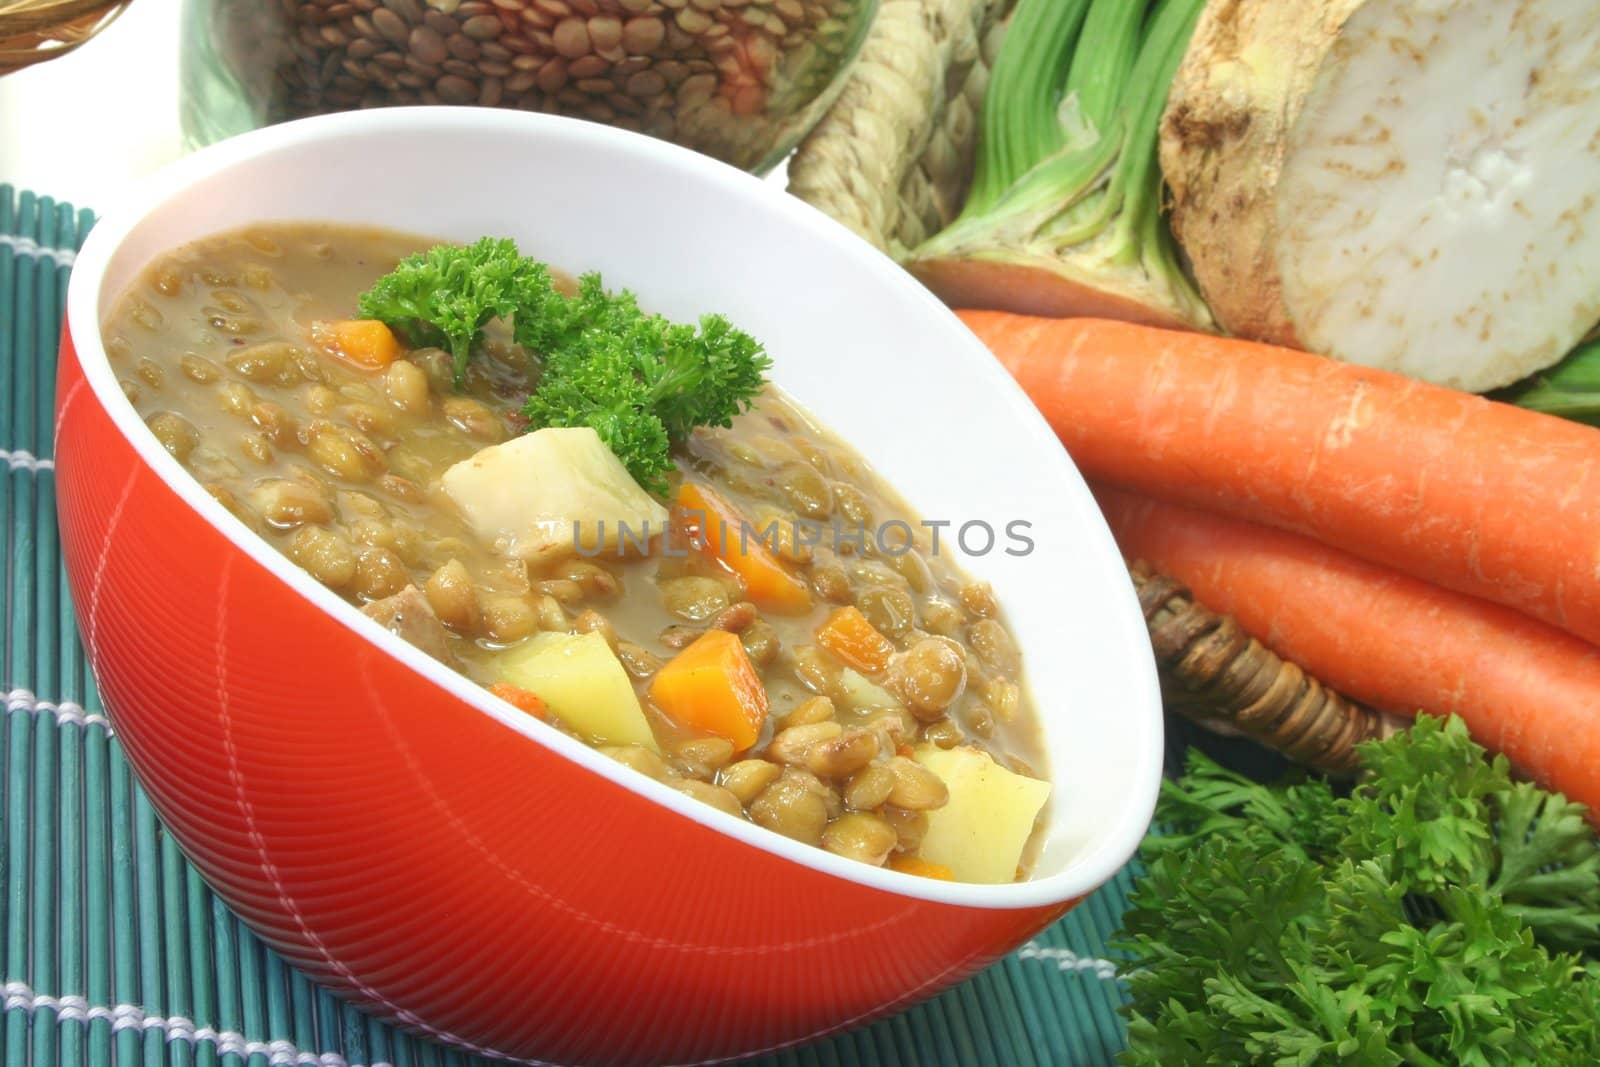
[186,0,879,170]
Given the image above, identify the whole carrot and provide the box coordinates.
[1097,485,1600,817]
[960,310,1600,647]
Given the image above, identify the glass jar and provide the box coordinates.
[179,0,878,173]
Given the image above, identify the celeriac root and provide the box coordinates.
[1161,0,1600,392]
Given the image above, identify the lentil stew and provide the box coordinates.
[103,222,1052,884]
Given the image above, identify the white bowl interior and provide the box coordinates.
[70,108,1163,909]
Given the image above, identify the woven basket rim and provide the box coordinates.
[0,0,127,74]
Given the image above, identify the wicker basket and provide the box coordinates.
[789,0,1012,258]
[788,0,1401,771]
[0,0,126,75]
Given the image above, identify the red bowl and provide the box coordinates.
[57,109,1163,1065]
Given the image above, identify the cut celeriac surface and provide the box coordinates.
[1161,0,1600,393]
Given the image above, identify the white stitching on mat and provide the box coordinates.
[1014,943,1120,981]
[2,979,391,1067]
[5,688,113,731]
[1,448,54,472]
[0,231,77,267]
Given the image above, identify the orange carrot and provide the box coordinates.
[960,310,1600,648]
[673,482,813,614]
[649,629,770,752]
[815,606,895,674]
[1096,485,1600,817]
[487,682,548,722]
[888,855,954,880]
[313,319,402,369]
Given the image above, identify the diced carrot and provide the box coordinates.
[889,855,954,880]
[487,682,548,721]
[816,606,895,673]
[673,482,812,614]
[648,629,770,752]
[313,319,402,369]
[895,743,916,760]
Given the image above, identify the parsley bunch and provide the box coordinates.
[1117,716,1600,1065]
[357,240,770,494]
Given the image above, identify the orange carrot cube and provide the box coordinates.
[313,319,402,369]
[815,605,896,673]
[648,629,769,752]
[487,682,548,721]
[888,855,955,880]
[673,482,812,614]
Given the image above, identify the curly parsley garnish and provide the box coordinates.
[356,237,534,387]
[1116,715,1600,1065]
[357,240,770,494]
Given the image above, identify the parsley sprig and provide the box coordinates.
[1117,716,1600,1065]
[356,238,534,386]
[357,239,770,494]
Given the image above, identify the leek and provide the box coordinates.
[910,0,1213,330]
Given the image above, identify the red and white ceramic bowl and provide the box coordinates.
[56,108,1162,1066]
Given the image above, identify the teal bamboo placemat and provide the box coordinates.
[0,184,1140,1067]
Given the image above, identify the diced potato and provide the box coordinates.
[913,745,1051,884]
[442,427,668,562]
[496,631,659,752]
[839,667,902,711]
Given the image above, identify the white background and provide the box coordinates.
[0,0,187,211]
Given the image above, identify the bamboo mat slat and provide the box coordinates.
[0,184,1141,1067]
